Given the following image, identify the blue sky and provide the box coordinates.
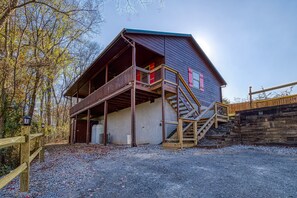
[95,0,297,102]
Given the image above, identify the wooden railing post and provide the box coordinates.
[215,103,218,128]
[178,119,183,149]
[176,72,180,120]
[20,126,30,192]
[249,86,253,109]
[39,134,45,163]
[193,121,198,145]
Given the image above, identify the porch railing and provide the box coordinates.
[70,66,134,116]
[136,64,201,109]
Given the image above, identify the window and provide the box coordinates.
[188,67,204,91]
[193,70,200,89]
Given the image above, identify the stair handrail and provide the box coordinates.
[162,65,201,108]
[180,101,216,133]
[196,102,216,121]
[178,87,199,117]
[198,113,216,134]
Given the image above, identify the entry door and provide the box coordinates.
[76,120,87,143]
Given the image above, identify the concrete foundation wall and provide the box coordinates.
[233,103,297,145]
[100,98,177,145]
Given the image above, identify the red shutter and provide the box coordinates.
[136,70,141,81]
[188,68,193,87]
[149,63,155,84]
[200,73,204,91]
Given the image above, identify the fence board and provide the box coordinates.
[0,136,25,149]
[0,163,27,189]
[229,94,297,115]
[29,147,43,163]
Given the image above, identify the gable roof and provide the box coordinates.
[124,28,226,86]
[64,28,226,96]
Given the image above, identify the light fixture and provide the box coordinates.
[23,116,31,126]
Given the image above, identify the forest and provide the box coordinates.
[0,0,161,176]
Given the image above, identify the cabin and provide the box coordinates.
[64,29,228,148]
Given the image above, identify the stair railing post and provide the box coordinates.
[193,121,198,145]
[20,125,30,192]
[178,118,183,149]
[176,73,180,120]
[215,103,218,128]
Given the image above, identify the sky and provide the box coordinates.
[93,0,297,102]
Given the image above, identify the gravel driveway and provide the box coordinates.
[1,144,297,198]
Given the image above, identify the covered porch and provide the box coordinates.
[65,33,165,146]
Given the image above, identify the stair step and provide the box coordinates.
[163,142,182,148]
[184,135,194,137]
[182,138,196,141]
[165,138,179,142]
[167,95,177,100]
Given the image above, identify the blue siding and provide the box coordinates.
[126,34,165,56]
[129,34,222,107]
[164,37,221,107]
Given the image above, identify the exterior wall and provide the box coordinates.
[100,98,176,145]
[127,34,222,107]
[233,103,297,145]
[126,34,165,56]
[164,37,222,107]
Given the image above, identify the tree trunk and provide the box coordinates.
[28,71,41,118]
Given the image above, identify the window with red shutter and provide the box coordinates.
[189,68,204,91]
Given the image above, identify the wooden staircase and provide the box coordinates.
[163,100,229,149]
[134,64,229,149]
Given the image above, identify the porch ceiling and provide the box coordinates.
[77,89,161,118]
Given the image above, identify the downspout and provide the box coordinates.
[120,32,136,68]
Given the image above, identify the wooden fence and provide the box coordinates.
[229,93,297,115]
[0,126,44,192]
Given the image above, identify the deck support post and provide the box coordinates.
[86,109,90,144]
[161,66,166,142]
[74,115,77,143]
[69,97,73,144]
[131,86,136,147]
[104,101,108,146]
[131,41,137,147]
[69,118,73,144]
[103,64,109,146]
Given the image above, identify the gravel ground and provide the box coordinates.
[1,144,297,198]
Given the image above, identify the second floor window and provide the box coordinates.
[193,70,200,89]
[188,67,204,91]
